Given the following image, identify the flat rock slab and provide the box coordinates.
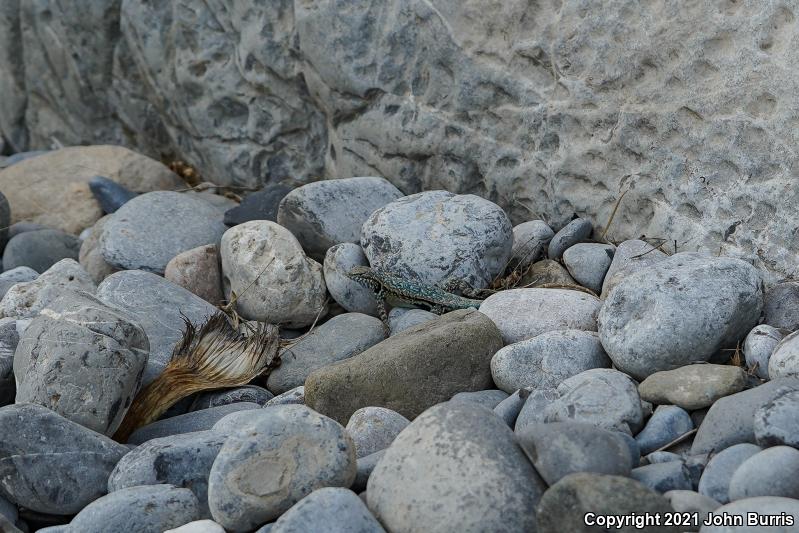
[305,309,502,424]
[638,364,748,410]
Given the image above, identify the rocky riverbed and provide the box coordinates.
[0,146,798,532]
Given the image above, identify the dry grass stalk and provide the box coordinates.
[113,313,281,443]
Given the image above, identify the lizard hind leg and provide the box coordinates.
[375,294,391,335]
[440,277,484,299]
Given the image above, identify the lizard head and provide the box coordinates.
[346,266,380,291]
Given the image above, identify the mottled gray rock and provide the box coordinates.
[323,243,378,315]
[224,184,294,226]
[96,270,218,385]
[387,307,437,334]
[306,309,501,424]
[518,258,577,287]
[367,401,545,533]
[536,473,680,533]
[493,389,529,427]
[88,175,138,214]
[698,444,763,505]
[728,446,799,501]
[108,430,227,519]
[754,389,799,447]
[542,368,644,435]
[547,218,593,259]
[265,386,305,407]
[639,364,748,410]
[0,318,17,406]
[514,388,560,432]
[190,386,273,411]
[68,484,200,533]
[346,407,410,458]
[491,329,610,393]
[562,242,615,293]
[744,324,783,379]
[0,259,96,319]
[699,497,799,533]
[2,229,80,273]
[277,177,403,261]
[14,291,148,435]
[450,389,509,409]
[600,239,669,299]
[78,214,119,284]
[128,403,261,445]
[636,406,694,455]
[763,281,799,332]
[769,330,799,378]
[101,191,226,274]
[270,488,385,533]
[599,253,764,380]
[207,405,356,531]
[220,221,327,328]
[361,191,513,289]
[353,450,385,493]
[0,266,37,300]
[663,490,720,532]
[510,220,554,268]
[517,422,633,485]
[632,462,693,493]
[0,403,128,514]
[691,378,799,454]
[0,494,18,529]
[164,244,224,305]
[165,520,227,533]
[647,451,683,464]
[267,313,385,394]
[480,288,601,344]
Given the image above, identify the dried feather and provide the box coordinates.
[113,312,280,442]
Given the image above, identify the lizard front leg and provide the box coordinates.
[440,277,484,299]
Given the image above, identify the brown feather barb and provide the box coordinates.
[113,312,281,443]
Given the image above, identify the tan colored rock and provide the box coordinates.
[0,145,183,234]
[164,244,223,305]
[639,364,748,411]
[78,215,119,284]
[519,259,577,288]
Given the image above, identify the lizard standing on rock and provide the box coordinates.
[346,266,484,332]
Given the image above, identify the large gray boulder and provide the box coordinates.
[360,191,512,288]
[14,290,149,435]
[367,401,546,533]
[305,309,502,424]
[0,403,129,514]
[598,253,764,380]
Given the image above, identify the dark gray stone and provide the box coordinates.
[635,405,694,455]
[367,401,545,533]
[535,473,681,533]
[754,389,799,447]
[698,443,762,504]
[270,488,385,533]
[2,229,80,273]
[763,281,799,332]
[224,183,294,226]
[96,270,218,385]
[352,450,385,493]
[101,191,227,274]
[267,313,386,394]
[128,403,261,445]
[547,218,593,259]
[277,177,403,261]
[0,403,128,514]
[0,191,8,252]
[14,290,149,435]
[387,307,437,334]
[493,388,529,427]
[361,191,513,289]
[691,378,799,454]
[306,309,502,424]
[207,405,356,531]
[68,484,200,533]
[0,494,18,529]
[631,461,693,493]
[264,386,305,407]
[517,422,634,485]
[599,253,764,380]
[728,446,799,501]
[0,317,17,406]
[562,242,615,292]
[190,385,273,411]
[108,430,227,519]
[7,222,48,240]
[491,329,610,393]
[345,406,410,458]
[89,175,138,214]
[0,266,37,300]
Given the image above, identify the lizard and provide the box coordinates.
[346,266,484,332]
